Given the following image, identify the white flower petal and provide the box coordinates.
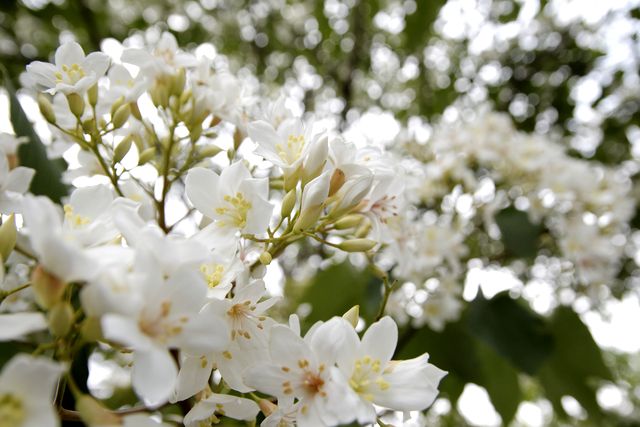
[132,349,178,407]
[0,312,47,341]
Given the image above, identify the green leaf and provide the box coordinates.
[298,262,378,329]
[466,292,554,375]
[1,70,68,203]
[403,0,446,53]
[495,207,543,259]
[476,341,522,425]
[397,321,483,404]
[539,306,613,419]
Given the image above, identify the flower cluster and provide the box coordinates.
[380,111,635,329]
[0,33,446,426]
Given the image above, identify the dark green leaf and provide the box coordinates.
[298,262,377,329]
[467,292,554,375]
[495,207,543,258]
[476,341,522,425]
[2,69,68,203]
[539,306,613,419]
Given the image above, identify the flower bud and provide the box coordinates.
[130,102,142,121]
[190,124,203,143]
[66,93,85,118]
[110,96,125,117]
[138,147,156,165]
[337,238,377,252]
[48,301,74,337]
[333,214,363,230]
[284,167,301,192]
[179,88,193,106]
[0,214,17,261]
[31,265,66,309]
[259,399,277,417]
[355,219,372,238]
[196,145,222,160]
[172,68,186,95]
[37,94,56,124]
[87,83,98,107]
[302,136,328,185]
[113,137,132,164]
[233,128,244,151]
[259,252,272,265]
[111,104,131,129]
[76,395,121,426]
[328,168,346,197]
[280,189,296,218]
[294,204,323,232]
[342,305,359,328]
[80,316,103,342]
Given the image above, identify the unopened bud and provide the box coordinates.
[172,68,186,95]
[259,252,272,265]
[48,301,74,337]
[337,238,377,252]
[113,137,132,164]
[31,265,66,309]
[333,214,363,230]
[150,84,169,108]
[66,93,85,118]
[284,167,301,192]
[294,204,323,233]
[130,102,142,121]
[190,124,203,143]
[259,399,277,416]
[208,115,222,128]
[112,104,130,129]
[0,214,17,261]
[138,147,156,165]
[196,145,221,161]
[342,305,359,328]
[87,84,98,107]
[80,316,103,342]
[179,89,193,106]
[76,395,121,426]
[328,168,346,197]
[110,96,125,117]
[233,128,244,151]
[281,189,297,218]
[355,219,372,238]
[37,94,56,124]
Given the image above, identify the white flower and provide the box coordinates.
[247,118,320,175]
[0,354,65,427]
[336,317,446,423]
[121,32,196,78]
[22,195,101,283]
[105,64,148,104]
[0,150,34,214]
[244,319,360,427]
[0,312,47,341]
[185,162,273,236]
[26,41,109,94]
[101,264,229,406]
[173,279,278,400]
[183,393,260,427]
[62,185,120,247]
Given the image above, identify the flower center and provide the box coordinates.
[215,192,252,229]
[138,300,188,343]
[0,393,25,427]
[55,63,86,84]
[200,264,225,288]
[275,134,305,165]
[349,355,389,400]
[227,300,265,340]
[64,204,91,227]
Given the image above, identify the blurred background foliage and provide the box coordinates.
[2,0,640,426]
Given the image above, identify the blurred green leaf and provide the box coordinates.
[397,320,483,404]
[476,341,522,425]
[298,262,378,329]
[467,291,554,375]
[539,306,613,419]
[403,0,446,53]
[2,71,68,203]
[495,207,543,259]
